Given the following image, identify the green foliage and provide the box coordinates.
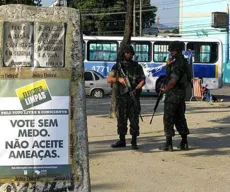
[172,28,179,34]
[164,30,171,33]
[0,0,36,6]
[69,0,157,36]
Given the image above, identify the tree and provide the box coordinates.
[164,30,171,33]
[67,0,116,35]
[172,28,179,34]
[134,0,157,35]
[109,0,133,118]
[0,0,37,5]
[69,0,157,36]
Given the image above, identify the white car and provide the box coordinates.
[84,70,112,98]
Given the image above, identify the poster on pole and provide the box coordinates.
[0,5,90,191]
[0,78,72,181]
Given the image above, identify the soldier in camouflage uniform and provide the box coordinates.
[107,45,146,150]
[159,41,190,151]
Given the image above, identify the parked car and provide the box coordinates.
[84,70,112,98]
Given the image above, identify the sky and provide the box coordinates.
[42,0,179,27]
[42,0,53,7]
[151,0,179,27]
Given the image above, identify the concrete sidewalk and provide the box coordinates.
[87,94,230,192]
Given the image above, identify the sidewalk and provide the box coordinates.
[88,98,230,192]
[211,84,230,101]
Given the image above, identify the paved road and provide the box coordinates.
[86,85,230,117]
[86,95,160,117]
[87,86,230,192]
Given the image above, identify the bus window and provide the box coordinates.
[87,41,118,61]
[187,42,218,63]
[153,41,185,62]
[131,42,151,62]
[153,41,170,62]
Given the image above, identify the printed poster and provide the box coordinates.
[0,78,71,179]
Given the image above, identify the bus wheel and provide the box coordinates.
[92,89,104,98]
[156,77,166,94]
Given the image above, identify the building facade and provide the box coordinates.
[180,0,230,83]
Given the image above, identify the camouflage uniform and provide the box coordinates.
[109,60,145,136]
[164,54,190,137]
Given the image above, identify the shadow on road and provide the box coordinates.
[89,124,230,157]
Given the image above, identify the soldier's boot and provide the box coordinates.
[178,135,189,150]
[159,136,173,151]
[111,135,126,148]
[131,135,138,150]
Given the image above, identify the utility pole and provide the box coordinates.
[139,0,142,36]
[226,4,229,62]
[157,16,160,34]
[133,1,136,36]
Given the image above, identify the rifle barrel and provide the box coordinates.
[149,92,163,124]
[149,111,156,124]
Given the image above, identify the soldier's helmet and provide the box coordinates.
[168,41,184,52]
[123,45,135,55]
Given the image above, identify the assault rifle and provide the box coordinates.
[149,91,163,124]
[149,76,168,124]
[116,51,143,122]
